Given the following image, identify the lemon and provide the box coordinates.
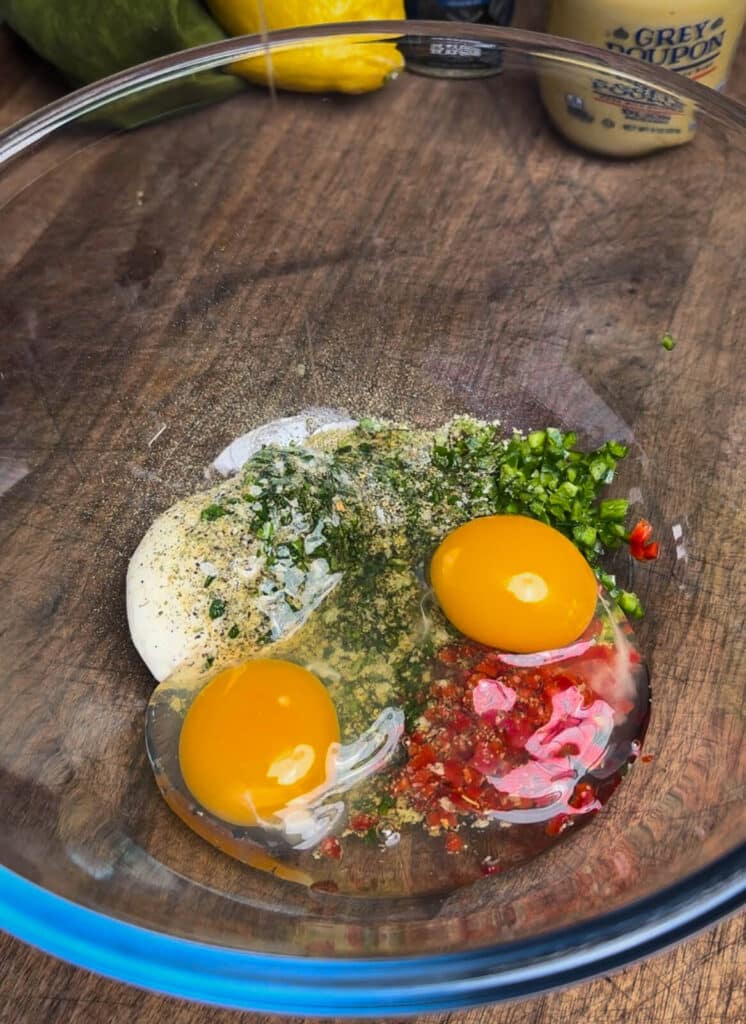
[207,0,405,93]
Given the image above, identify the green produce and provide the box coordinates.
[1,0,244,125]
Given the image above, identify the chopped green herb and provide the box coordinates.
[573,524,597,549]
[358,417,384,434]
[227,624,240,639]
[224,415,645,659]
[661,331,676,351]
[599,498,629,521]
[618,591,644,619]
[203,655,214,671]
[208,597,226,620]
[203,575,216,588]
[377,793,396,814]
[201,504,229,522]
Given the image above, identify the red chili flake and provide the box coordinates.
[438,645,461,664]
[450,709,471,733]
[349,812,378,833]
[641,753,655,763]
[629,519,660,561]
[445,833,465,854]
[425,809,443,830]
[319,836,342,860]
[502,715,535,751]
[412,767,437,788]
[480,856,503,876]
[443,759,465,787]
[545,813,571,837]
[475,655,501,677]
[470,742,498,775]
[450,733,475,759]
[426,808,457,831]
[391,640,635,835]
[569,781,596,809]
[450,790,480,813]
[409,745,437,770]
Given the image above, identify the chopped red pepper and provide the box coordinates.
[319,836,342,860]
[426,808,458,831]
[409,745,437,770]
[545,813,571,837]
[445,833,465,854]
[443,759,466,787]
[628,519,660,561]
[392,644,584,825]
[569,781,597,809]
[349,812,378,834]
[437,645,461,665]
[385,630,646,848]
[391,775,410,795]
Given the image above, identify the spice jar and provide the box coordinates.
[402,1,515,77]
[539,1,746,156]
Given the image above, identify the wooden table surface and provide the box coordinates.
[0,16,745,1024]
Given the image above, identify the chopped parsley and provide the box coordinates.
[227,624,240,639]
[201,504,229,522]
[208,598,226,620]
[200,415,647,639]
[661,331,676,351]
[377,793,396,814]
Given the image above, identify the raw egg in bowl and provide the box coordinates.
[0,21,743,1017]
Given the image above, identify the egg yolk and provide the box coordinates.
[430,515,597,654]
[178,659,340,826]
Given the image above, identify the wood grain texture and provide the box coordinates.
[0,10,744,1024]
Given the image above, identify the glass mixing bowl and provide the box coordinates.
[0,22,744,1016]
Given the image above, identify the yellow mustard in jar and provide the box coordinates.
[540,1,746,156]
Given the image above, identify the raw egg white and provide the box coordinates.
[132,409,412,853]
[126,409,354,683]
[148,661,403,850]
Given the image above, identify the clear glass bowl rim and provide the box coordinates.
[3,20,746,163]
[0,21,744,1014]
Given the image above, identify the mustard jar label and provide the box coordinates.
[539,1,746,156]
[605,18,729,83]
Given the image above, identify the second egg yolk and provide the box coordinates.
[430,515,598,654]
[178,659,340,826]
